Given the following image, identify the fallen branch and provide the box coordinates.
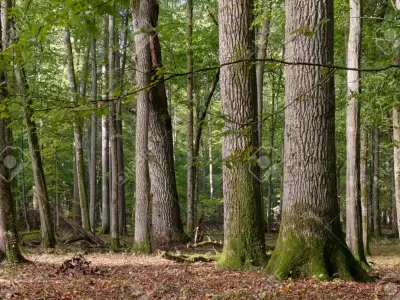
[160,251,217,263]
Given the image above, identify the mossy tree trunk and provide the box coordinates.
[265,0,369,281]
[217,0,266,269]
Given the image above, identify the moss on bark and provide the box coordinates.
[218,234,266,270]
[265,217,371,282]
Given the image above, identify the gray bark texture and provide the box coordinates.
[265,0,369,281]
[132,0,152,253]
[147,0,186,249]
[217,0,266,269]
[345,0,366,262]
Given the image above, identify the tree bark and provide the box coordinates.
[146,0,186,249]
[345,0,366,263]
[217,0,266,269]
[101,17,110,234]
[108,13,119,250]
[64,29,90,231]
[265,0,369,281]
[372,126,381,237]
[131,0,152,253]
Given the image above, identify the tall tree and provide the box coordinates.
[255,2,270,231]
[132,0,151,253]
[101,17,110,234]
[345,0,367,262]
[0,3,25,262]
[186,0,195,237]
[117,10,129,237]
[8,2,56,246]
[265,0,369,280]
[64,29,90,231]
[217,0,266,269]
[147,0,185,248]
[393,0,400,239]
[108,12,119,250]
[89,33,97,233]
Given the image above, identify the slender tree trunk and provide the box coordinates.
[265,0,369,281]
[393,0,400,240]
[372,127,381,237]
[101,17,110,234]
[186,0,195,237]
[117,10,128,237]
[73,149,81,225]
[89,35,97,233]
[20,133,30,231]
[345,0,366,263]
[64,29,90,231]
[208,114,214,200]
[15,68,56,248]
[218,0,266,269]
[256,4,270,231]
[132,0,151,253]
[360,128,370,255]
[108,13,119,250]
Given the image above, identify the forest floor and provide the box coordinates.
[0,232,399,299]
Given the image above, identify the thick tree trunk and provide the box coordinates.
[372,127,381,237]
[146,1,185,249]
[64,29,90,231]
[217,0,266,269]
[101,17,110,234]
[186,0,195,237]
[89,36,97,233]
[132,0,152,253]
[265,0,369,281]
[108,13,119,250]
[360,128,370,255]
[132,0,154,253]
[345,0,366,263]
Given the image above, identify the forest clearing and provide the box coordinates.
[2,0,400,298]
